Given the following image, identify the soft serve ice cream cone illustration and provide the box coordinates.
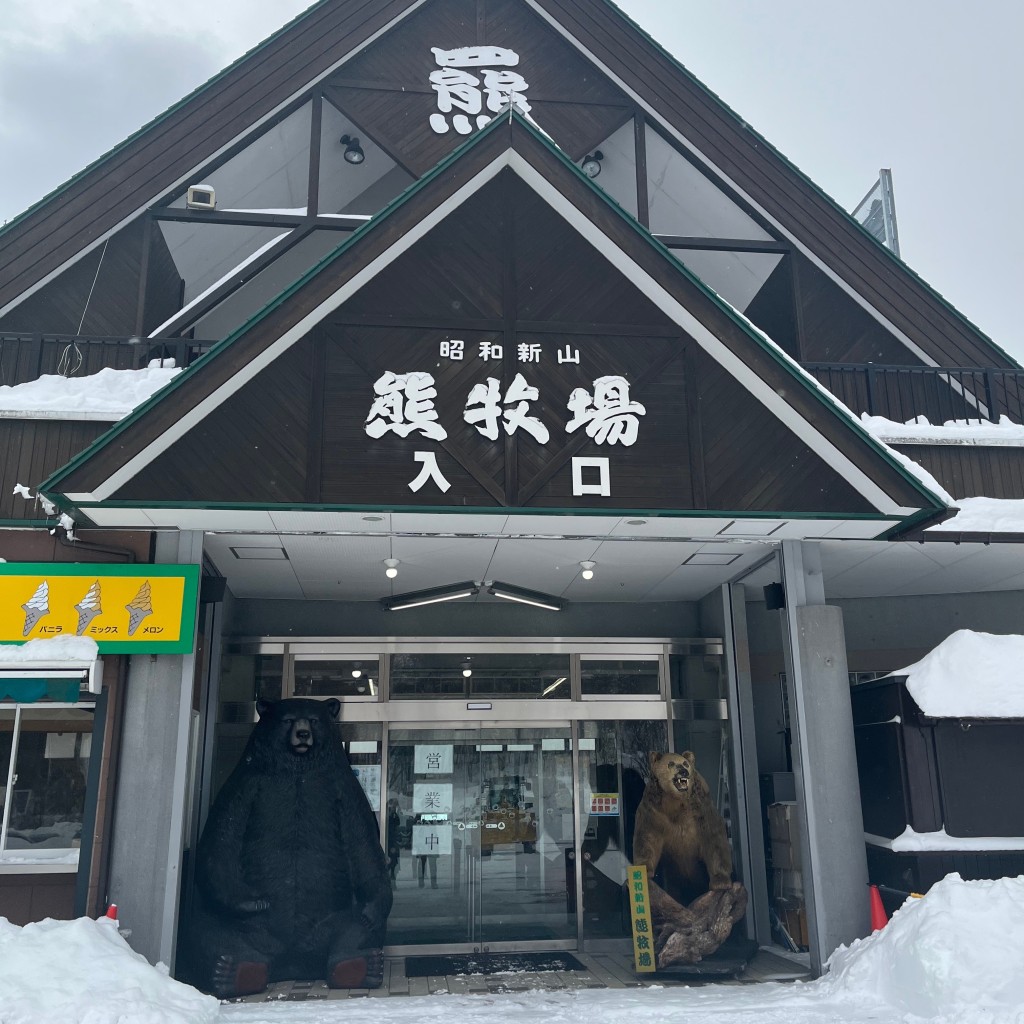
[21,581,50,636]
[125,581,153,636]
[74,581,103,635]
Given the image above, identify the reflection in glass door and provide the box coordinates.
[385,727,576,949]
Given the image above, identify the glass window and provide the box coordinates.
[646,126,773,240]
[581,658,660,696]
[389,653,570,699]
[675,248,783,313]
[156,222,290,306]
[192,229,350,340]
[578,719,668,940]
[578,118,638,218]
[1,707,94,864]
[169,102,311,213]
[319,99,415,216]
[293,658,381,698]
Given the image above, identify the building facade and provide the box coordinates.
[1,0,1023,979]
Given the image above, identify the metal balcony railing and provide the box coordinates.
[0,334,215,388]
[802,363,1024,426]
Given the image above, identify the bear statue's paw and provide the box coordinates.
[328,948,385,989]
[211,955,269,999]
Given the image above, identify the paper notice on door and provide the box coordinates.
[351,764,381,807]
[414,744,453,774]
[412,823,452,856]
[413,782,453,814]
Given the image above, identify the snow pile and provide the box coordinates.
[860,413,1024,445]
[928,496,1024,533]
[822,874,1024,1020]
[896,629,1024,717]
[0,916,219,1024]
[0,365,180,420]
[0,636,99,663]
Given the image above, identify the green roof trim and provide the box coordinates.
[41,109,946,517]
[63,497,898,523]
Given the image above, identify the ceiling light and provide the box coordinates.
[581,150,603,178]
[362,515,384,523]
[487,582,564,612]
[230,546,288,560]
[579,560,596,580]
[384,557,400,579]
[340,134,365,164]
[626,519,647,526]
[462,668,473,678]
[383,582,479,611]
[351,670,362,679]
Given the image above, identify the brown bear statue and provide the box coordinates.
[632,751,747,967]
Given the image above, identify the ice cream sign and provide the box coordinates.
[0,563,200,653]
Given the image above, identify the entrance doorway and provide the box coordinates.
[385,725,575,950]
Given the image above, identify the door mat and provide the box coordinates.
[404,952,587,977]
[649,936,759,980]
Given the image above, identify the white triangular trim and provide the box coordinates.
[77,144,924,516]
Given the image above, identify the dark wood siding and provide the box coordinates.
[893,445,1024,500]
[102,164,898,516]
[118,342,312,503]
[0,421,108,520]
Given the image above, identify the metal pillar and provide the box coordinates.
[779,540,870,973]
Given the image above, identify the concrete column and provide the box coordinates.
[106,531,202,968]
[779,540,869,973]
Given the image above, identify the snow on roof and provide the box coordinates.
[0,365,180,421]
[860,413,1024,446]
[0,636,99,664]
[895,629,1024,717]
[926,496,1024,533]
[883,826,1024,852]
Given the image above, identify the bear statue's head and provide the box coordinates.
[648,750,706,798]
[249,698,345,769]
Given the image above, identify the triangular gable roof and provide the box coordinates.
[41,113,947,534]
[0,0,1015,375]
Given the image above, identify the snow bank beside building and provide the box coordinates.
[896,629,1024,717]
[0,916,219,1024]
[0,365,180,420]
[822,873,1024,1020]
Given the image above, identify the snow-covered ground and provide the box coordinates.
[2,875,1023,1024]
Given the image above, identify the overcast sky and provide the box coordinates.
[1,0,1021,362]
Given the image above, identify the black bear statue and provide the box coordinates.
[186,697,392,998]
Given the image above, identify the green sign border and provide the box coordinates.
[0,562,200,654]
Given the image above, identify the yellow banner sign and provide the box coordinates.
[629,863,656,973]
[0,564,199,653]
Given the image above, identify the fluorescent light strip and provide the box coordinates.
[387,589,476,611]
[489,589,562,611]
[541,677,568,697]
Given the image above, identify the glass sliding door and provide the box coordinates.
[385,725,576,950]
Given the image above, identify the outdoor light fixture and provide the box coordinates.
[340,134,365,164]
[579,560,596,580]
[581,151,603,178]
[383,558,400,579]
[487,582,564,612]
[382,582,479,611]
